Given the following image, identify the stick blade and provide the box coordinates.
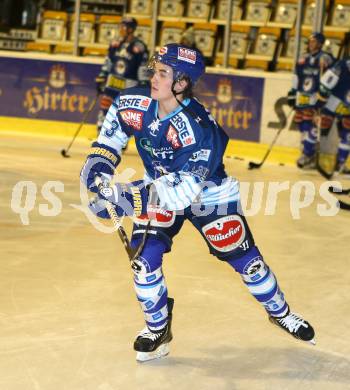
[328,186,341,194]
[328,186,350,210]
[248,161,261,170]
[61,149,70,158]
[339,199,350,210]
[316,164,333,180]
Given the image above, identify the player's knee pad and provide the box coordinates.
[131,238,169,330]
[226,246,288,316]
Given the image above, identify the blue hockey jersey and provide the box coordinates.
[99,37,149,88]
[292,50,334,108]
[293,50,334,95]
[97,87,240,211]
[320,58,350,107]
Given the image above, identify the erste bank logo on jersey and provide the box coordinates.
[170,113,196,146]
[118,95,151,111]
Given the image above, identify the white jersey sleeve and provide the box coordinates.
[97,98,129,153]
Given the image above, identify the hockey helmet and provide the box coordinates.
[150,43,205,85]
[309,32,325,45]
[120,17,137,31]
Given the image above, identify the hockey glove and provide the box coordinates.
[287,89,296,108]
[315,98,326,110]
[89,180,150,219]
[315,88,329,109]
[80,141,121,193]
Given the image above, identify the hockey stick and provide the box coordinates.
[315,112,334,179]
[328,186,350,195]
[316,162,334,179]
[337,199,350,210]
[248,108,294,170]
[317,157,348,180]
[61,92,99,158]
[328,185,350,210]
[96,179,150,263]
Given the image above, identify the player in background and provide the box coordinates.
[95,17,149,135]
[287,33,334,169]
[317,57,350,174]
[81,43,315,362]
[179,27,212,66]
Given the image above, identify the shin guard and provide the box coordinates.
[226,246,289,317]
[131,238,169,331]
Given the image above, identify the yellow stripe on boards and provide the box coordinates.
[0,115,307,167]
[0,116,97,139]
[225,139,300,166]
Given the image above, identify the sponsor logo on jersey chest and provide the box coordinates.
[118,95,151,111]
[170,113,195,146]
[120,109,143,130]
[166,125,181,148]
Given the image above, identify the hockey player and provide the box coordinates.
[287,33,334,169]
[317,57,350,174]
[81,43,315,362]
[95,16,149,134]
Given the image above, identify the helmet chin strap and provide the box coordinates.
[170,78,210,130]
[171,79,186,109]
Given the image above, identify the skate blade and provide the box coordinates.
[136,343,170,362]
[308,338,316,346]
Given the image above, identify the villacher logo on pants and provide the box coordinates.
[202,215,246,252]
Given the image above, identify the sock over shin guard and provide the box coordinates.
[131,238,169,331]
[226,246,289,317]
[336,127,350,165]
[298,120,317,157]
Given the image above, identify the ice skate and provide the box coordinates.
[334,161,350,177]
[134,297,174,362]
[269,311,316,345]
[297,154,316,169]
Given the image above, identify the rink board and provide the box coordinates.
[0,51,341,165]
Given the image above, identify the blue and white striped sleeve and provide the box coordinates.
[97,99,129,154]
[152,173,202,211]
